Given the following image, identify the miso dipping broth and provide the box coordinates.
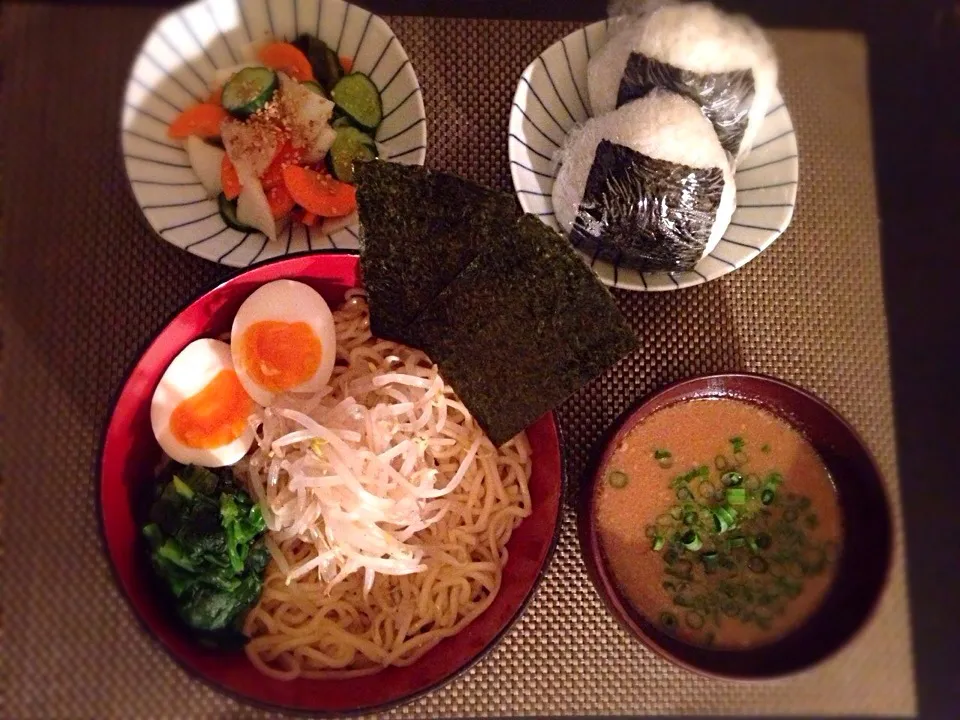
[595,398,842,650]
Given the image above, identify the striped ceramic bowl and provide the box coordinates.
[121,0,426,267]
[509,20,798,291]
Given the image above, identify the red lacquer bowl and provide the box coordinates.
[98,252,564,714]
[578,373,893,680]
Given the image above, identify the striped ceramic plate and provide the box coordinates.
[121,0,426,267]
[509,20,798,291]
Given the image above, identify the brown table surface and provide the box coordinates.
[2,1,958,719]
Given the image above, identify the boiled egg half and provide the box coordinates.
[231,279,337,407]
[150,339,257,467]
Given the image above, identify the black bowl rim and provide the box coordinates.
[577,371,895,682]
[94,249,568,716]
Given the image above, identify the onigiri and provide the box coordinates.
[588,1,778,164]
[552,89,736,273]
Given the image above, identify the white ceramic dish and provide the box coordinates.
[121,0,426,267]
[509,20,798,291]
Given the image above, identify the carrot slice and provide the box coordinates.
[282,165,356,217]
[266,184,296,219]
[167,103,228,139]
[339,56,354,73]
[257,42,314,82]
[221,154,242,200]
[301,210,318,226]
[260,141,304,189]
[207,86,223,106]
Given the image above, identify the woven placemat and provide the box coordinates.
[1,5,916,718]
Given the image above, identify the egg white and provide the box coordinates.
[230,280,337,407]
[150,338,257,468]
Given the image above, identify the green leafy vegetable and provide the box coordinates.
[143,465,268,643]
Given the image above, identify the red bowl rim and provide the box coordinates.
[577,371,895,681]
[95,250,567,714]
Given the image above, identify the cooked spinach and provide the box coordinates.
[142,465,268,643]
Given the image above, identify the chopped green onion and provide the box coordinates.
[748,556,769,573]
[673,593,693,608]
[656,513,673,527]
[673,559,693,577]
[607,470,628,488]
[670,506,683,521]
[660,612,678,631]
[798,496,812,511]
[715,454,730,471]
[745,473,761,490]
[681,529,703,551]
[761,488,776,505]
[697,465,710,477]
[727,535,747,549]
[761,443,771,453]
[676,486,694,502]
[804,513,819,529]
[645,525,658,539]
[783,508,800,523]
[748,536,759,553]
[700,551,719,573]
[652,535,665,551]
[683,512,698,526]
[653,448,674,469]
[766,471,784,486]
[730,436,745,453]
[663,548,679,565]
[754,609,773,630]
[721,600,740,617]
[721,471,744,487]
[799,547,828,575]
[697,479,717,499]
[755,532,772,550]
[685,611,705,629]
[725,487,747,505]
[662,580,676,592]
[733,450,748,466]
[713,506,735,533]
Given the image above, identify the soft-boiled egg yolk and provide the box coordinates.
[231,279,336,407]
[169,369,252,449]
[151,338,257,467]
[237,320,323,393]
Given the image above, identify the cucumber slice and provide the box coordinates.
[293,34,344,93]
[221,67,278,118]
[302,80,328,99]
[328,126,378,183]
[331,115,354,129]
[218,193,258,232]
[331,73,382,131]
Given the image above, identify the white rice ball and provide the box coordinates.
[553,90,736,269]
[587,1,778,163]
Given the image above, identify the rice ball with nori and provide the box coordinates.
[552,89,735,273]
[588,1,778,163]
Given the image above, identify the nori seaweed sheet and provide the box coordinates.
[407,214,638,446]
[569,140,725,273]
[617,52,755,157]
[355,161,517,341]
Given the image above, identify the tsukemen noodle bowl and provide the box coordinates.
[578,373,893,679]
[98,253,564,713]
